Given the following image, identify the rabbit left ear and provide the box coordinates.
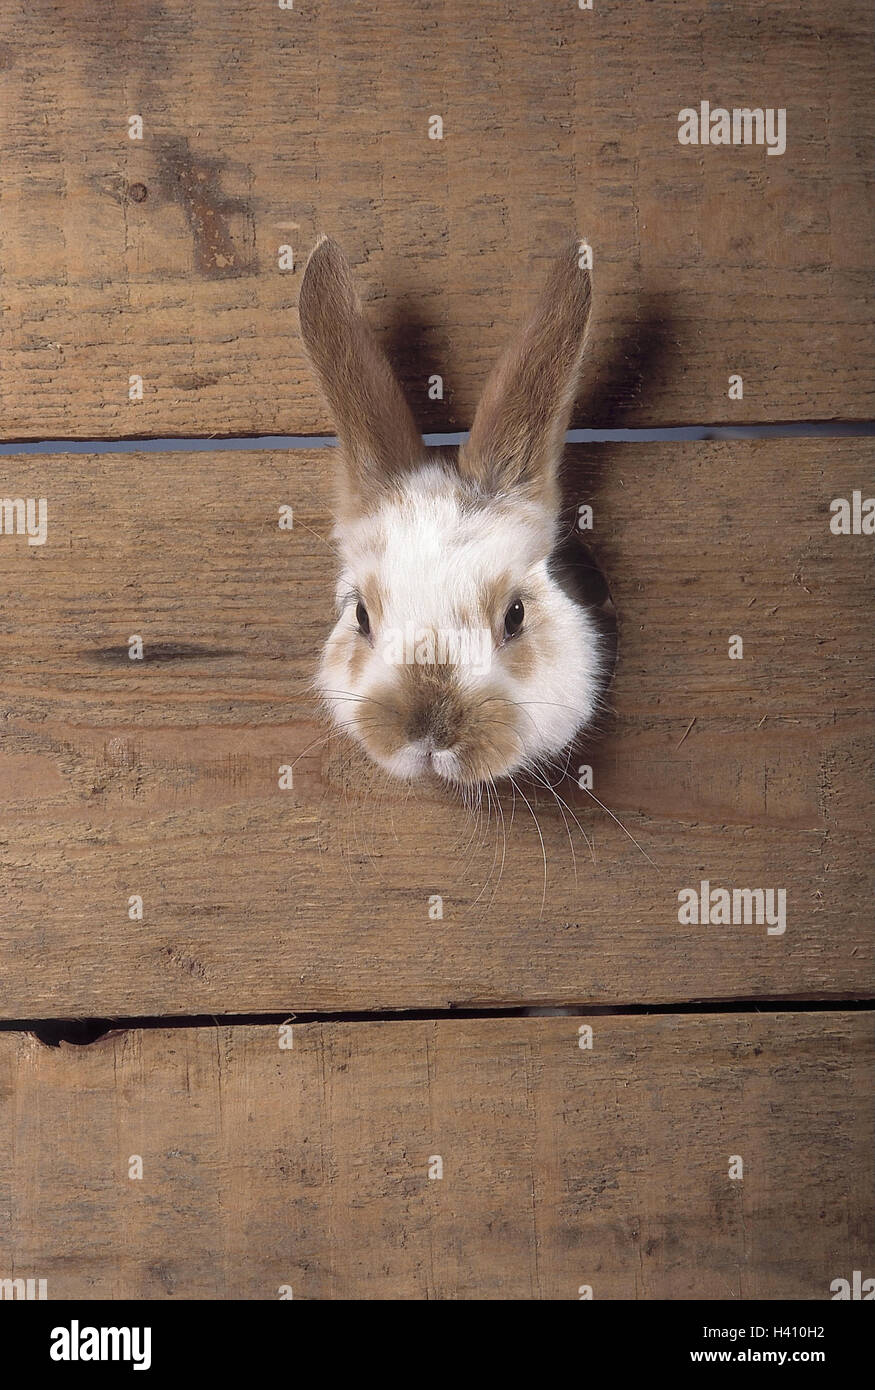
[298,236,426,512]
[458,238,592,511]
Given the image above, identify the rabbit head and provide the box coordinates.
[298,235,605,788]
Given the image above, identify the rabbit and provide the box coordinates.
[297,234,607,789]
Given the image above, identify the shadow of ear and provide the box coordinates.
[548,294,676,767]
[382,298,455,435]
[578,291,675,429]
[561,290,677,541]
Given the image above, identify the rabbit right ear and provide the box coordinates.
[458,238,592,513]
[298,237,426,514]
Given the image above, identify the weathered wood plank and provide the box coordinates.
[0,1013,871,1299]
[0,440,871,1016]
[0,0,872,437]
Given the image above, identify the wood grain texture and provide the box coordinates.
[0,1013,871,1299]
[0,440,872,1017]
[1,0,872,437]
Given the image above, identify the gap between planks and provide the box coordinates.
[4,997,875,1051]
[3,421,875,455]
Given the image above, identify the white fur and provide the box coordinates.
[317,461,604,785]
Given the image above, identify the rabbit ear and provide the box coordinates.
[458,238,592,511]
[298,236,426,510]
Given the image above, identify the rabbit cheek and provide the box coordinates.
[345,630,370,683]
[462,710,528,784]
[316,623,371,733]
[348,681,402,762]
[500,631,537,684]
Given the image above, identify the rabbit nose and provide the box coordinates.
[405,702,454,751]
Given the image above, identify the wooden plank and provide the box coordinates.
[0,440,872,1017]
[0,0,872,437]
[0,1013,871,1299]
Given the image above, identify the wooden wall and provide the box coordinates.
[0,0,872,1300]
[2,1015,872,1299]
[0,0,872,437]
[0,441,872,1017]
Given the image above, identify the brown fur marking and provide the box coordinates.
[458,238,592,509]
[298,237,425,516]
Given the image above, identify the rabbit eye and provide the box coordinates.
[503,599,525,639]
[355,599,371,637]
